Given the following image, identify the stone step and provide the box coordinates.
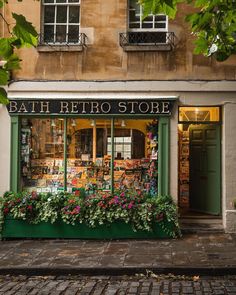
[180,218,224,233]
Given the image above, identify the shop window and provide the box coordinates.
[21,118,65,193]
[40,0,86,48]
[20,118,159,196]
[179,107,220,123]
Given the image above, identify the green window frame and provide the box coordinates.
[10,116,170,196]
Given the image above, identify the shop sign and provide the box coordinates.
[7,99,175,115]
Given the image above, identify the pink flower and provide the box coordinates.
[128,202,134,209]
[120,192,125,197]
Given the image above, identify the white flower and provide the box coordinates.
[209,43,218,54]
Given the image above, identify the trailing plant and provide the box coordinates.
[0,189,181,238]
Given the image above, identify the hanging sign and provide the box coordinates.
[7,99,175,115]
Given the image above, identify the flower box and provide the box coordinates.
[1,191,180,239]
[2,217,174,239]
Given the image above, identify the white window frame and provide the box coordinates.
[42,0,80,45]
[128,0,168,32]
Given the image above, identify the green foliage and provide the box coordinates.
[140,0,183,19]
[140,0,236,61]
[0,1,38,104]
[0,190,181,238]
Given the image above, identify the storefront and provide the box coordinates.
[1,80,236,234]
[7,98,176,197]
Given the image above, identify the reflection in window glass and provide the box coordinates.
[20,118,64,193]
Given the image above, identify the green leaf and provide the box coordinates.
[215,51,231,62]
[5,54,21,71]
[0,88,9,105]
[193,36,209,54]
[0,68,9,85]
[0,38,15,59]
[12,13,38,47]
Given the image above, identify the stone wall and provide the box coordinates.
[3,0,236,81]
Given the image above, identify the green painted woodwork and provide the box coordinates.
[189,124,221,215]
[64,119,67,191]
[111,118,114,194]
[10,116,170,196]
[10,117,20,192]
[158,117,170,196]
[2,218,173,239]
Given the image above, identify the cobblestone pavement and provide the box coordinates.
[0,275,235,295]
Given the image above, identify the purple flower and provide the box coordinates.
[114,196,119,204]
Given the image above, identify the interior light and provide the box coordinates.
[51,119,56,127]
[90,119,96,127]
[121,120,126,127]
[195,108,199,113]
[71,119,76,127]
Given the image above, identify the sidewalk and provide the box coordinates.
[0,233,235,276]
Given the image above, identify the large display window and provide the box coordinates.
[20,118,159,195]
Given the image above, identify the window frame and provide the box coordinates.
[42,0,81,45]
[10,116,170,196]
[128,0,168,32]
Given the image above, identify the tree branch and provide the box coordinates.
[0,12,11,35]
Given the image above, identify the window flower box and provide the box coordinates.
[2,218,175,239]
[0,191,180,239]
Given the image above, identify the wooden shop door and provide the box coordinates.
[189,124,221,215]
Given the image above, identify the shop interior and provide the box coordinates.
[20,118,159,195]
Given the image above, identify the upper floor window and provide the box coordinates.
[42,0,81,44]
[128,0,168,31]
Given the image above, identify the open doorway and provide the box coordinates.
[178,106,221,218]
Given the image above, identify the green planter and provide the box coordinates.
[2,217,174,239]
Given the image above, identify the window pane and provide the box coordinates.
[57,5,67,23]
[155,23,166,29]
[44,6,55,23]
[56,0,66,3]
[129,0,140,13]
[113,119,158,194]
[20,118,65,193]
[67,119,112,193]
[129,23,140,29]
[69,0,80,2]
[69,6,80,22]
[142,22,153,29]
[143,15,153,22]
[44,0,54,3]
[44,25,54,42]
[155,15,166,21]
[56,25,66,42]
[129,10,139,23]
[68,25,79,43]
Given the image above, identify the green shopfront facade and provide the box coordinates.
[8,98,176,200]
[2,80,236,235]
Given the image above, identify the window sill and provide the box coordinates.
[122,44,173,52]
[37,45,84,52]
